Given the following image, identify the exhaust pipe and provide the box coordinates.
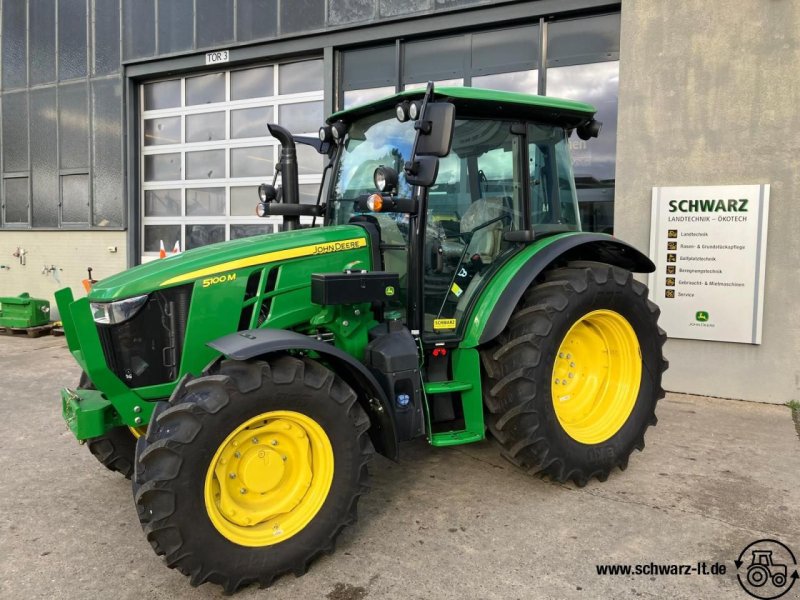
[267,123,300,231]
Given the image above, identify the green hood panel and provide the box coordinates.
[90,225,370,301]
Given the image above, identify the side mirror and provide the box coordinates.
[405,155,439,187]
[416,102,455,158]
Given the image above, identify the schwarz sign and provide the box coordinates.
[649,184,770,344]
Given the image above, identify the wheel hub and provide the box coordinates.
[551,309,642,445]
[205,411,333,546]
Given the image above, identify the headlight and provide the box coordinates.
[409,101,422,120]
[91,294,148,325]
[373,165,398,194]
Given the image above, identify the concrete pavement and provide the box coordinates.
[0,335,798,599]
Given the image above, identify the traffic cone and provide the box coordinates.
[172,240,181,254]
[159,240,167,259]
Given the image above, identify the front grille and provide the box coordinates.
[97,284,192,388]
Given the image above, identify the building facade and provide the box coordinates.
[0,0,796,404]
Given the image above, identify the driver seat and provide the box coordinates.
[460,197,509,263]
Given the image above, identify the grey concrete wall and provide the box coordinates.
[615,0,800,404]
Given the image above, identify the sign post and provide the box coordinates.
[649,184,770,344]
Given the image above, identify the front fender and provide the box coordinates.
[461,232,654,348]
[208,328,399,460]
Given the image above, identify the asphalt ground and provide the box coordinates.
[1,335,798,600]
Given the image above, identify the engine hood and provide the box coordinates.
[88,225,371,301]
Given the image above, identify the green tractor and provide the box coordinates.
[57,83,666,592]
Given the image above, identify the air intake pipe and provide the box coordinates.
[267,123,300,231]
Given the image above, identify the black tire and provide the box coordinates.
[133,355,373,593]
[481,262,667,486]
[80,372,137,479]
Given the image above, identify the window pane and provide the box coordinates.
[231,223,273,239]
[231,147,272,178]
[31,87,59,227]
[157,0,193,54]
[279,60,323,94]
[547,14,620,68]
[3,92,29,171]
[230,186,259,215]
[145,153,181,181]
[471,25,538,74]
[61,174,89,223]
[144,117,181,146]
[186,187,225,216]
[404,36,465,84]
[195,0,234,48]
[30,0,57,85]
[186,72,225,105]
[343,86,395,109]
[59,82,89,169]
[145,189,181,216]
[145,224,180,252]
[237,0,277,42]
[144,80,180,110]
[342,45,395,90]
[94,0,120,75]
[231,66,274,100]
[4,178,30,223]
[231,106,272,139]
[296,144,323,176]
[58,0,88,80]
[186,150,225,179]
[92,78,124,227]
[2,0,28,89]
[279,101,323,134]
[472,70,538,94]
[186,111,225,143]
[186,224,225,249]
[546,62,618,184]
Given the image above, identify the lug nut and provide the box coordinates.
[252,437,259,444]
[562,380,568,385]
[234,451,241,458]
[271,439,278,446]
[282,455,287,461]
[568,373,574,378]
[240,488,247,494]
[554,378,560,384]
[229,473,236,479]
[570,362,575,368]
[558,352,564,358]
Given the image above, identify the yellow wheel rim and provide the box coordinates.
[129,426,147,439]
[551,310,642,445]
[204,411,334,547]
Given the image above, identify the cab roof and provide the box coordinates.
[328,86,596,128]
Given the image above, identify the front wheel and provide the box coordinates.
[133,356,373,593]
[481,262,667,486]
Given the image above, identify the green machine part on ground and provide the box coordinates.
[56,83,667,593]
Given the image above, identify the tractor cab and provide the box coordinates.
[322,85,596,342]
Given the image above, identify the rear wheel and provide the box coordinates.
[80,372,144,479]
[133,356,373,592]
[481,262,667,486]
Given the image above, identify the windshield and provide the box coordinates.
[329,110,415,227]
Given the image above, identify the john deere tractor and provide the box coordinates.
[57,83,666,592]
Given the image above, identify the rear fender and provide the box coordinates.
[462,232,654,348]
[208,328,399,460]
